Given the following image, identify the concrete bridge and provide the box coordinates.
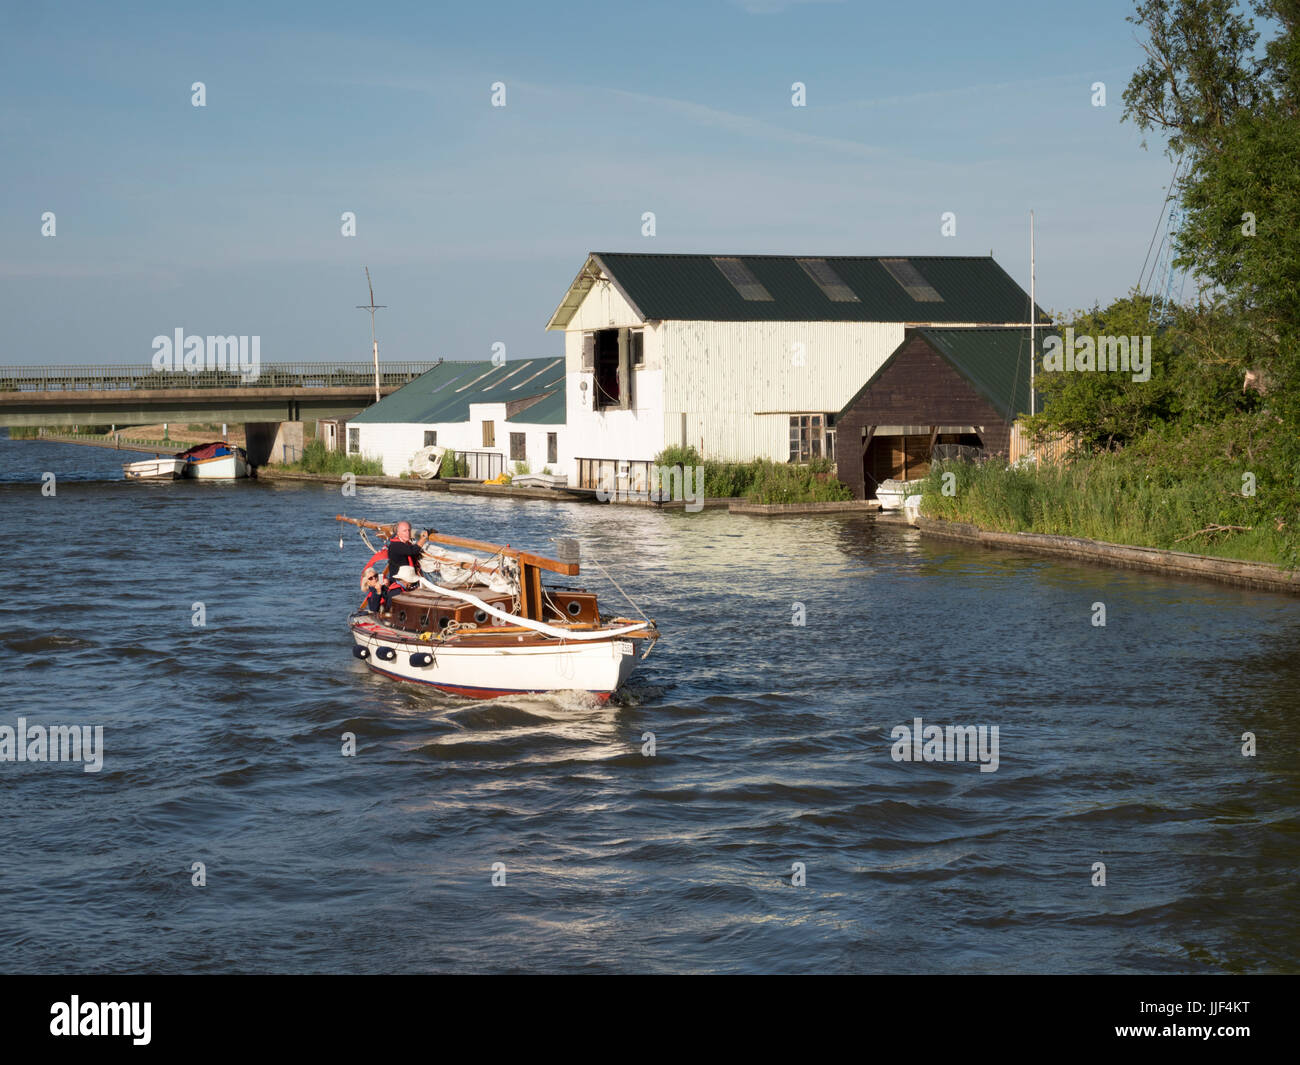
[0,361,438,464]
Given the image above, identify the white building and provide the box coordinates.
[347,357,566,479]
[546,252,1036,490]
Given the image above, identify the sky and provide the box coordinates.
[0,0,1182,367]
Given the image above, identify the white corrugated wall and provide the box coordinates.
[355,414,568,479]
[660,320,904,461]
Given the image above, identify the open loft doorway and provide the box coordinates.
[582,327,643,412]
[860,425,984,499]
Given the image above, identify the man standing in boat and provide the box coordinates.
[381,521,428,611]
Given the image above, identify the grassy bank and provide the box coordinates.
[654,445,852,504]
[281,438,385,476]
[919,414,1300,566]
[12,428,177,449]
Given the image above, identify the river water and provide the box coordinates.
[2,435,1297,974]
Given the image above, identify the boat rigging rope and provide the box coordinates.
[415,577,652,641]
[583,549,649,621]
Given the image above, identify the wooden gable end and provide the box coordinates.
[836,332,1014,500]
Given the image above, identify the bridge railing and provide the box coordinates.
[0,362,439,393]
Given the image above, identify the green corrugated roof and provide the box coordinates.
[349,358,565,424]
[839,327,1055,422]
[506,388,565,424]
[548,253,1045,327]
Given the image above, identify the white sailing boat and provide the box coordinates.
[338,516,658,700]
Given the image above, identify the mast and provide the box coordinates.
[1029,210,1036,418]
[357,267,386,404]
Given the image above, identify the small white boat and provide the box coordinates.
[123,455,185,480]
[408,444,445,479]
[511,473,569,490]
[178,441,250,479]
[875,478,923,510]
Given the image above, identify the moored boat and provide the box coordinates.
[875,477,923,511]
[122,455,186,480]
[338,515,658,700]
[178,441,250,479]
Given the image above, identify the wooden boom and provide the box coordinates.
[335,514,579,577]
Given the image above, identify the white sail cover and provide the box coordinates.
[417,577,650,641]
[420,548,518,594]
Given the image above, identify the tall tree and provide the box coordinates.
[1124,1,1300,421]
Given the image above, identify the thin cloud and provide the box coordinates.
[602,85,887,159]
[825,68,1131,112]
[729,0,844,13]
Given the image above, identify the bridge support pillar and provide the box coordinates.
[244,421,304,466]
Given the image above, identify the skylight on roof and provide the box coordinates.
[454,365,507,392]
[880,258,944,302]
[712,257,774,301]
[508,359,562,390]
[796,258,860,302]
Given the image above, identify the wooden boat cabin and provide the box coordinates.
[388,587,601,634]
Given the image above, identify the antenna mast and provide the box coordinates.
[1029,210,1036,418]
[357,267,386,404]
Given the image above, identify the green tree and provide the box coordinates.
[1027,294,1179,449]
[1124,1,1300,420]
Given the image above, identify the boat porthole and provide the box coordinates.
[397,610,407,625]
[438,616,450,628]
[566,600,582,616]
[474,610,488,624]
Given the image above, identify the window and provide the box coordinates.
[630,330,645,367]
[424,430,437,447]
[482,420,495,448]
[788,414,830,463]
[880,258,944,302]
[547,432,558,465]
[796,258,860,302]
[510,432,526,462]
[712,257,774,301]
[347,427,360,454]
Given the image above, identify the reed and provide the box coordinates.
[919,414,1300,566]
[283,438,385,476]
[653,446,852,503]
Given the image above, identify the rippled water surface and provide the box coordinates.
[2,436,1298,973]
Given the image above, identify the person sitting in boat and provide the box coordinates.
[359,567,383,613]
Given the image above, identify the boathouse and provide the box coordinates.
[347,357,566,479]
[835,327,1038,499]
[546,253,1041,492]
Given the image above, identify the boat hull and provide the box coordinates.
[184,453,249,479]
[349,618,641,699]
[123,457,185,480]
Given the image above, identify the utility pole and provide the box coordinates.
[357,267,386,404]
